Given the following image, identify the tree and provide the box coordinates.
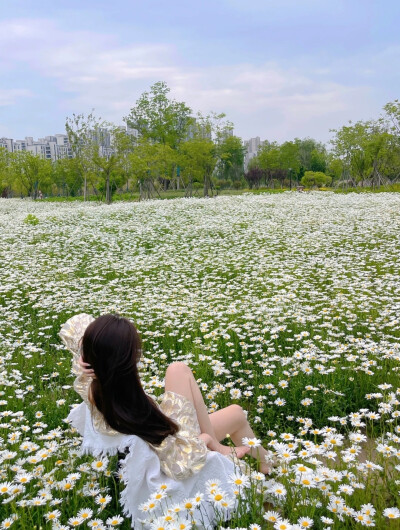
[279,141,301,174]
[294,138,326,171]
[11,151,52,198]
[330,121,369,183]
[244,167,265,189]
[112,127,137,192]
[310,149,327,172]
[383,99,400,138]
[256,141,281,173]
[179,138,217,197]
[91,152,119,204]
[90,124,136,204]
[124,82,193,149]
[216,135,246,182]
[326,155,344,183]
[52,158,81,197]
[0,148,13,197]
[65,111,107,201]
[330,120,398,186]
[129,139,177,200]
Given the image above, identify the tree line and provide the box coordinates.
[1,82,400,202]
[246,100,400,190]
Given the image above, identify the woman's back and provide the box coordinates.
[60,314,241,529]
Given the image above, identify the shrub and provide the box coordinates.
[23,214,39,225]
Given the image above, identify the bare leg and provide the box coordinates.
[209,405,272,474]
[164,362,249,459]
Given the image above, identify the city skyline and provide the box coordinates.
[1,1,400,143]
[0,127,261,167]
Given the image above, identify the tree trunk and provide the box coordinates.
[106,172,111,204]
[204,174,209,197]
[83,174,87,201]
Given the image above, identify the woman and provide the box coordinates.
[60,313,271,528]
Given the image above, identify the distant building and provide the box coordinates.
[0,138,14,151]
[126,126,139,140]
[185,118,213,141]
[0,134,72,161]
[244,136,261,171]
[219,128,234,142]
[0,126,138,161]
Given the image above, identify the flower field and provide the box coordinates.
[0,192,399,529]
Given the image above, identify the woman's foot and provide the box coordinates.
[216,443,250,459]
[260,463,272,475]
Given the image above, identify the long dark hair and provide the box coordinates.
[81,314,179,445]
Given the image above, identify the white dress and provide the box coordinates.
[60,314,239,529]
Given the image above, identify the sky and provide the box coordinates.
[1,0,400,144]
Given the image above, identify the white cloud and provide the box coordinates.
[0,17,376,141]
[0,88,32,106]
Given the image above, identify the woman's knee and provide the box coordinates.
[165,362,192,380]
[229,404,247,424]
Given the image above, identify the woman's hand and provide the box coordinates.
[78,355,95,377]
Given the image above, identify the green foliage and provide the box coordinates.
[310,148,327,172]
[11,151,52,198]
[252,138,327,187]
[179,137,217,195]
[330,117,400,186]
[124,81,193,148]
[216,135,246,181]
[23,213,39,225]
[301,171,332,187]
[3,90,400,201]
[0,147,14,197]
[295,137,326,171]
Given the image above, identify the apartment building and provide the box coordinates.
[0,134,73,161]
[0,127,137,161]
[0,138,14,151]
[244,136,261,170]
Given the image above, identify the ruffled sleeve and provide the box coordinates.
[152,391,208,481]
[59,313,95,406]
[59,313,95,375]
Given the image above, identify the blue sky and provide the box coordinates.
[1,0,399,143]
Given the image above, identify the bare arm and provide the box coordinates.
[199,433,218,451]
